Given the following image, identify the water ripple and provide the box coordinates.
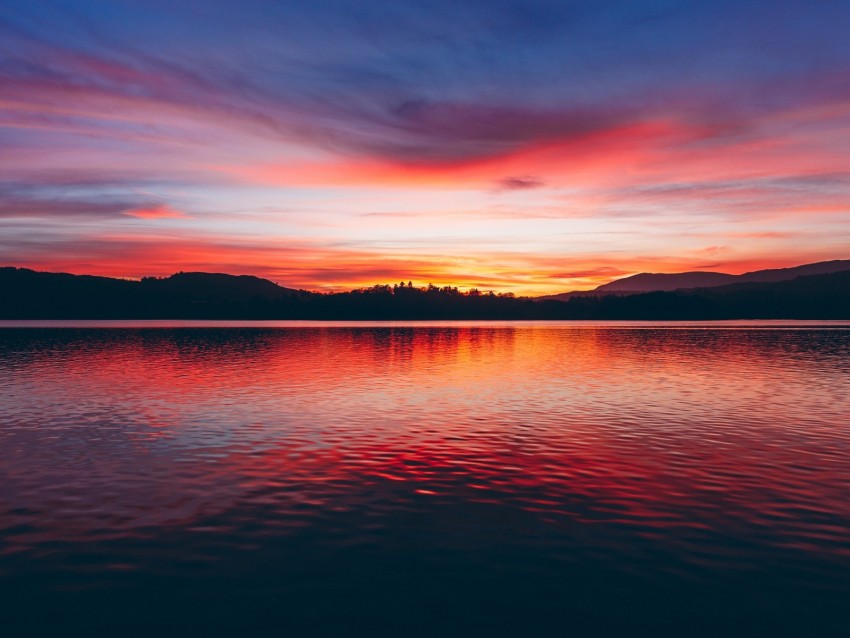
[1,324,849,634]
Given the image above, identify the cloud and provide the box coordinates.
[5,0,849,166]
[377,101,626,162]
[0,185,145,219]
[495,175,545,190]
[0,184,189,221]
[549,268,632,280]
[123,204,187,220]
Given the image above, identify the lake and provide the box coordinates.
[1,321,849,636]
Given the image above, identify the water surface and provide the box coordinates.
[1,322,849,636]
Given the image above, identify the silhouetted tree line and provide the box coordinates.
[2,267,850,319]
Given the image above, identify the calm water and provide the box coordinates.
[1,322,849,636]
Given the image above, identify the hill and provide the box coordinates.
[543,270,850,320]
[142,272,299,301]
[0,268,306,319]
[595,271,736,293]
[543,259,850,299]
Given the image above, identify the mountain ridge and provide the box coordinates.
[542,259,850,299]
[2,262,850,319]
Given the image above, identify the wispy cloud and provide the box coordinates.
[123,204,188,220]
[495,175,545,191]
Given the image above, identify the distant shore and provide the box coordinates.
[3,266,850,320]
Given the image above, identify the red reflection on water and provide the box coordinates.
[1,326,850,564]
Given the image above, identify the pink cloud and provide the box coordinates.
[123,204,188,220]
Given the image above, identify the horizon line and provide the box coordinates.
[5,256,850,297]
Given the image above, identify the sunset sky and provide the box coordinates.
[2,0,850,294]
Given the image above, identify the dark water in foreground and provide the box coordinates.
[1,322,849,636]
